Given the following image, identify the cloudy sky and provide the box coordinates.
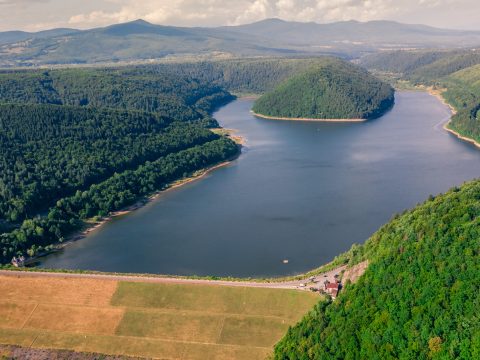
[1,0,479,32]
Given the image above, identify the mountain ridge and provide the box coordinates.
[1,19,480,67]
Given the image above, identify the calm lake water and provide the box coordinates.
[39,92,480,277]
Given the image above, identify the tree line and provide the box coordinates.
[0,63,241,264]
[1,137,238,263]
[0,103,221,222]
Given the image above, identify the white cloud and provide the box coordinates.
[1,0,479,31]
[66,0,406,27]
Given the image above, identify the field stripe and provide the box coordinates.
[20,303,38,330]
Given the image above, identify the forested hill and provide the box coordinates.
[252,58,394,120]
[0,65,240,264]
[0,67,234,122]
[359,49,480,144]
[0,58,340,265]
[275,179,480,359]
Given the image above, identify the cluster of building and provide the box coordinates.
[11,256,25,267]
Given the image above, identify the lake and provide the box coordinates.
[39,92,480,277]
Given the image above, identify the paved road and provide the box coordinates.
[0,266,346,291]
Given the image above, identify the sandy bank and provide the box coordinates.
[424,87,480,149]
[28,131,246,262]
[443,125,480,149]
[251,111,366,122]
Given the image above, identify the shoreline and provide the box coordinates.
[29,130,246,264]
[423,86,457,115]
[251,111,366,122]
[1,259,349,286]
[443,124,480,149]
[424,87,480,149]
[0,264,349,290]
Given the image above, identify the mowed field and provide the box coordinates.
[0,274,319,359]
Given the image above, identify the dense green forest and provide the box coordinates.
[0,63,246,264]
[275,179,480,359]
[0,67,233,120]
[360,49,480,143]
[0,58,345,264]
[0,137,237,263]
[0,58,332,105]
[152,58,336,95]
[0,103,221,222]
[252,58,394,119]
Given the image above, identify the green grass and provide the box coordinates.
[111,282,318,320]
[218,317,289,347]
[116,310,225,342]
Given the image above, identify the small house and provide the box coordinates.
[324,280,341,299]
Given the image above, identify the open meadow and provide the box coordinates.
[0,274,319,359]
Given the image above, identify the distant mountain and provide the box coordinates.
[1,19,480,67]
[0,28,79,45]
[222,18,480,48]
[0,19,296,67]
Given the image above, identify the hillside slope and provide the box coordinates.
[275,179,480,359]
[0,65,239,264]
[252,58,394,120]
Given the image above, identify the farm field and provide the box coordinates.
[0,274,319,359]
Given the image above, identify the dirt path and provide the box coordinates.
[0,266,346,291]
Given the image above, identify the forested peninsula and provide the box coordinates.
[252,58,394,121]
[0,66,240,264]
[0,58,358,265]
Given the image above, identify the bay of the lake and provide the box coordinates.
[39,92,480,277]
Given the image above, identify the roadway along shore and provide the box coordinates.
[0,265,346,291]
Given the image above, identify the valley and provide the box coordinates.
[0,13,480,359]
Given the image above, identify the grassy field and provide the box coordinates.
[0,275,319,359]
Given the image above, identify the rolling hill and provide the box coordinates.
[2,19,480,67]
[252,58,394,120]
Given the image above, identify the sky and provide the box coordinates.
[1,0,479,32]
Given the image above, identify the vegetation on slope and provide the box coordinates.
[1,58,342,264]
[360,49,480,144]
[158,58,341,95]
[0,65,240,264]
[0,137,238,263]
[275,179,480,359]
[0,104,219,222]
[440,64,480,143]
[0,67,233,121]
[252,58,394,119]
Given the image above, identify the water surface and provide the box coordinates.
[40,92,480,277]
